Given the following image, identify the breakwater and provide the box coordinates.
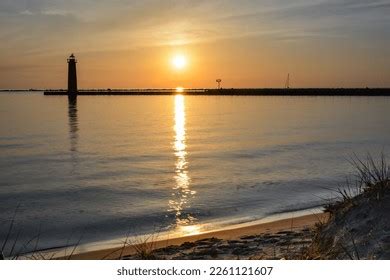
[43,88,390,96]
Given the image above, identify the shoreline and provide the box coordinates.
[64,212,328,260]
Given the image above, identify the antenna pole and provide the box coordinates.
[285,73,290,89]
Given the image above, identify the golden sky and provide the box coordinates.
[0,0,389,89]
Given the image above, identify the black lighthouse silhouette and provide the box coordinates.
[67,54,78,100]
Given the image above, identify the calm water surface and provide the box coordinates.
[0,92,389,253]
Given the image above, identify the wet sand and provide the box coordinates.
[67,212,328,260]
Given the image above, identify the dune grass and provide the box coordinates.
[307,152,389,259]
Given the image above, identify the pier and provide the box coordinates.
[42,54,390,97]
[44,88,390,96]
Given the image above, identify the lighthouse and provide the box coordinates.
[67,54,78,99]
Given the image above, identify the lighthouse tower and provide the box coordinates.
[67,54,78,99]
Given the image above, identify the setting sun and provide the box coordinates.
[175,86,184,93]
[172,54,187,70]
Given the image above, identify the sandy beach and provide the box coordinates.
[65,212,328,260]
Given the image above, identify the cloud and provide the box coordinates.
[2,0,389,50]
[41,9,70,16]
[19,10,33,15]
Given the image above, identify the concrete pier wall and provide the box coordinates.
[44,88,390,96]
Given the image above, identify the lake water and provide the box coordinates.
[1,92,389,254]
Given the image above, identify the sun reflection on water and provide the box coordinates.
[177,224,201,236]
[168,94,197,228]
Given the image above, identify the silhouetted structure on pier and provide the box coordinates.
[67,54,78,100]
[216,79,222,89]
[285,73,290,89]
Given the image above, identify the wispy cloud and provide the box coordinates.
[19,10,33,15]
[2,0,389,52]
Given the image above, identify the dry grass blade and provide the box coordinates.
[128,228,163,260]
[8,229,22,258]
[67,232,84,260]
[1,204,20,257]
[12,226,52,260]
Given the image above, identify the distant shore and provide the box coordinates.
[42,88,390,96]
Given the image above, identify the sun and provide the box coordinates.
[176,86,184,93]
[172,54,187,70]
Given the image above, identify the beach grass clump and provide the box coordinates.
[124,231,161,260]
[100,230,161,260]
[349,153,389,197]
[132,239,158,260]
[309,153,390,259]
[324,153,389,216]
